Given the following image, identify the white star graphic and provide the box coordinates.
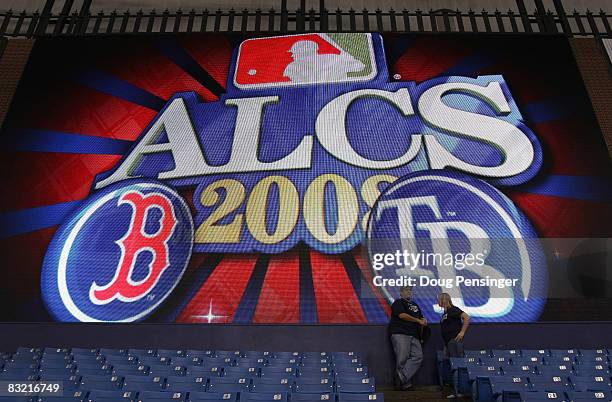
[191,300,227,323]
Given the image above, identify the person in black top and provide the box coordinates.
[389,286,427,391]
[439,293,470,357]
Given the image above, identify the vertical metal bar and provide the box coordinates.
[160,9,169,32]
[349,9,356,32]
[297,0,305,32]
[133,10,143,33]
[255,9,261,33]
[456,9,464,32]
[36,0,56,35]
[553,0,571,35]
[13,11,26,36]
[416,9,424,32]
[119,10,130,33]
[146,9,155,32]
[174,9,183,32]
[320,1,328,31]
[92,10,102,34]
[213,9,221,32]
[240,9,248,32]
[76,0,92,34]
[106,10,116,33]
[187,9,195,33]
[362,9,369,32]
[508,10,519,32]
[226,9,234,32]
[534,0,555,32]
[482,10,492,32]
[442,10,450,31]
[390,9,397,32]
[430,9,438,32]
[26,11,40,36]
[376,9,383,31]
[573,10,586,35]
[308,8,315,32]
[586,10,599,35]
[280,0,288,33]
[402,9,411,32]
[201,10,209,32]
[66,10,79,33]
[336,9,343,32]
[495,10,504,32]
[0,11,13,35]
[469,9,478,32]
[600,11,611,35]
[54,0,74,34]
[516,0,533,33]
[268,8,275,33]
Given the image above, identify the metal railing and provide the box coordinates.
[0,0,611,37]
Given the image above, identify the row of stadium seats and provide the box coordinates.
[0,348,380,402]
[498,390,611,402]
[436,349,611,402]
[0,391,385,402]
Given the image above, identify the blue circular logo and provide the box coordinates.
[366,170,547,322]
[41,179,194,322]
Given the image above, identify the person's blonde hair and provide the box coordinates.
[438,292,453,308]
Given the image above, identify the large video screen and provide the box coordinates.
[0,33,610,323]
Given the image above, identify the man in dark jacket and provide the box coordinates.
[388,286,427,390]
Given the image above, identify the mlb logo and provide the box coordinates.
[234,33,377,88]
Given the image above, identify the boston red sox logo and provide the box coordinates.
[89,191,178,305]
[41,180,194,322]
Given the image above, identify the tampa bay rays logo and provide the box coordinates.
[41,180,193,322]
[89,190,178,305]
[366,170,548,323]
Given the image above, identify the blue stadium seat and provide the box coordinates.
[74,366,113,376]
[529,381,572,393]
[187,391,237,402]
[509,391,567,401]
[336,377,374,385]
[98,349,128,356]
[335,380,375,394]
[37,391,87,402]
[0,370,38,380]
[465,350,491,358]
[186,366,224,378]
[157,350,185,359]
[270,352,300,359]
[85,389,134,399]
[579,350,609,357]
[222,366,259,377]
[148,366,186,377]
[480,357,511,366]
[570,375,612,391]
[167,381,207,392]
[297,367,332,377]
[550,350,579,357]
[79,375,123,391]
[0,397,33,402]
[503,365,538,376]
[240,392,289,402]
[214,351,241,359]
[294,377,332,387]
[168,358,193,367]
[184,350,215,359]
[337,393,383,402]
[112,364,149,376]
[127,349,156,358]
[290,393,335,402]
[201,357,235,367]
[522,350,551,358]
[260,367,296,377]
[71,348,98,355]
[477,376,529,402]
[566,390,612,401]
[294,383,334,394]
[137,357,170,366]
[137,391,186,401]
[206,382,249,393]
[249,382,292,393]
[492,350,521,358]
[252,378,293,387]
[266,359,299,368]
